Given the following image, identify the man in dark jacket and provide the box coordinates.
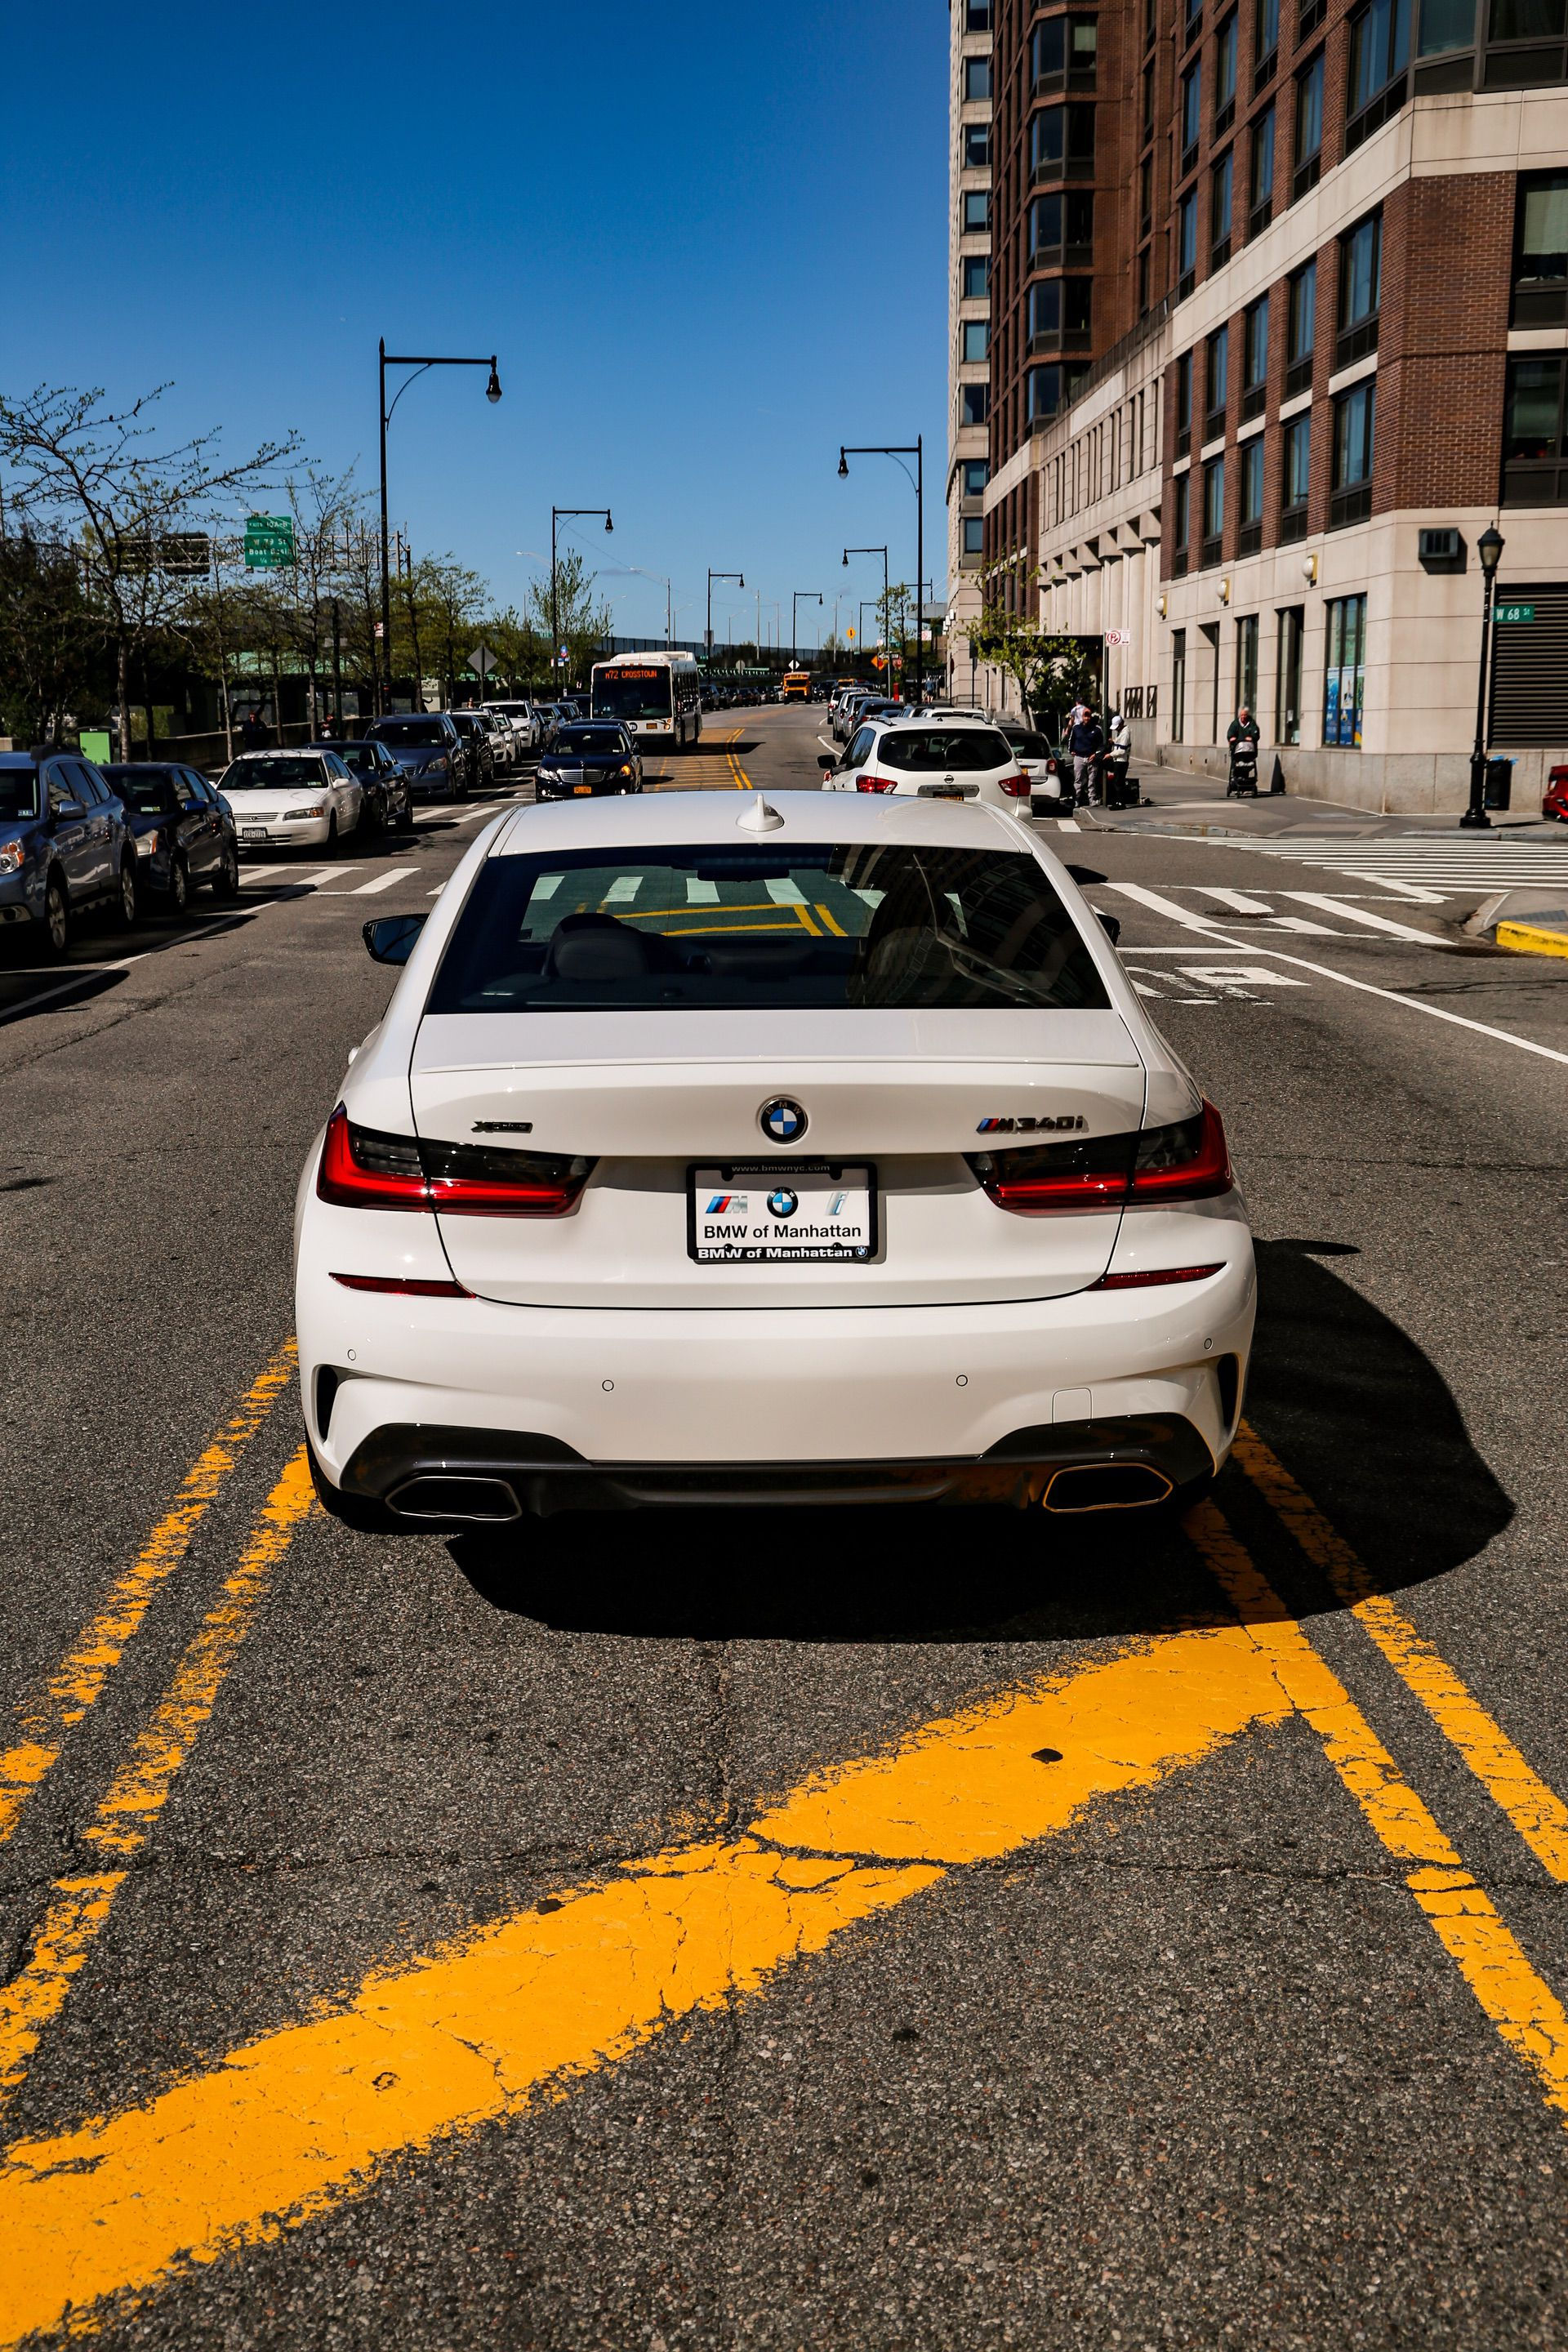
[1067,705,1104,805]
[1226,704,1260,752]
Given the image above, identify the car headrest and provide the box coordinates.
[545,911,659,979]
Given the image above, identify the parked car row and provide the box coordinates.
[0,748,240,956]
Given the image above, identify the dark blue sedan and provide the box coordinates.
[103,764,240,912]
[0,750,137,957]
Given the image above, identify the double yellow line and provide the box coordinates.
[0,1348,316,2106]
[724,725,751,791]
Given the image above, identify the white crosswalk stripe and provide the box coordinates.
[343,866,422,897]
[1222,838,1568,890]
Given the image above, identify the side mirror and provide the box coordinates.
[53,801,85,822]
[817,752,836,771]
[363,912,427,966]
[1096,911,1121,945]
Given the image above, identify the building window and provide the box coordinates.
[1143,59,1156,131]
[1031,16,1099,87]
[1286,258,1316,394]
[1281,412,1312,540]
[1502,354,1568,501]
[962,320,990,363]
[1236,613,1260,710]
[1178,190,1199,296]
[963,256,991,301]
[1276,606,1304,742]
[1258,0,1281,65]
[965,0,992,25]
[963,190,991,233]
[964,125,991,168]
[961,383,991,427]
[1513,170,1568,326]
[963,459,990,494]
[964,56,993,101]
[1215,11,1240,127]
[1026,363,1087,423]
[1250,105,1276,234]
[1323,593,1367,746]
[1330,379,1376,523]
[1417,0,1474,50]
[1202,456,1226,560]
[1031,104,1096,180]
[1205,324,1230,433]
[1346,0,1411,146]
[1172,629,1188,741]
[1176,350,1194,453]
[1187,0,1205,40]
[1480,0,1568,89]
[1027,278,1094,347]
[1239,438,1265,548]
[1337,213,1382,364]
[1211,150,1235,260]
[1030,189,1094,262]
[1293,54,1324,198]
[1243,296,1269,416]
[1181,61,1203,167]
[1171,470,1192,572]
[962,517,987,555]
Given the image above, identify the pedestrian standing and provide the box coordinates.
[240,706,267,755]
[1067,703,1104,807]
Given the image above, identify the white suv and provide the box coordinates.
[820,716,1033,817]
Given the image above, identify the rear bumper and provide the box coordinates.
[316,1410,1216,1527]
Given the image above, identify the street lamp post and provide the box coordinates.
[379,340,500,715]
[551,507,613,693]
[791,590,822,666]
[843,545,889,678]
[837,434,924,697]
[617,565,673,647]
[706,569,745,662]
[858,601,879,680]
[1461,523,1506,831]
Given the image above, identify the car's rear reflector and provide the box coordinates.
[969,1101,1233,1215]
[1088,1263,1224,1290]
[330,1272,473,1297]
[317,1104,595,1218]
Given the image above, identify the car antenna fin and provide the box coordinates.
[737,793,784,834]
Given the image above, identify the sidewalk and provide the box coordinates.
[1088,755,1553,841]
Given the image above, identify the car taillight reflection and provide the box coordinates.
[317,1105,595,1217]
[969,1102,1232,1215]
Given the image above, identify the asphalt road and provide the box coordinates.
[3,705,1568,2349]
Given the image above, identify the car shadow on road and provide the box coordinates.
[1236,1236,1513,1602]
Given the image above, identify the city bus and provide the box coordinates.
[590,651,702,749]
[781,670,811,700]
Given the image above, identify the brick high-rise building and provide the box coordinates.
[946,0,996,697]
[960,0,1568,808]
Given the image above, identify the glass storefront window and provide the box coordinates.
[1323,594,1368,746]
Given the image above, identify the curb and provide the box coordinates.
[1496,920,1568,960]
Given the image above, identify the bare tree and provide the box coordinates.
[283,467,363,733]
[0,382,298,759]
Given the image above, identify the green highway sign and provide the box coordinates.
[1494,603,1535,624]
[244,515,295,569]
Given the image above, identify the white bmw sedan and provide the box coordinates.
[295,791,1254,1531]
[221,750,363,853]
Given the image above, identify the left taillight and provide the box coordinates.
[856,774,898,794]
[316,1105,595,1217]
[999,773,1032,798]
[967,1101,1233,1216]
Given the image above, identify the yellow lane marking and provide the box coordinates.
[1191,1499,1568,2127]
[792,902,822,938]
[0,1342,296,1849]
[815,902,847,936]
[724,726,751,791]
[1233,1424,1568,1880]
[0,1624,1290,2341]
[0,1450,318,2111]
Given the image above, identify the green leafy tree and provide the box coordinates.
[0,381,298,758]
[528,550,611,692]
[0,528,109,746]
[964,603,1093,729]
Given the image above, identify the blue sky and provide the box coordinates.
[3,1,948,652]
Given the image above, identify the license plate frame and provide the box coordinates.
[687,1160,877,1265]
[239,826,269,842]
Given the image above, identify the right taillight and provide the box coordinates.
[999,772,1032,798]
[317,1105,595,1218]
[968,1101,1232,1216]
[856,774,898,794]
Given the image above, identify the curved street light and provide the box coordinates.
[378,340,501,714]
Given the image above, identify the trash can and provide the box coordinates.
[1485,756,1513,811]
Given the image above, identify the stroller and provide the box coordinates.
[1226,738,1259,797]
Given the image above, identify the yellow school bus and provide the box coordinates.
[781,670,811,700]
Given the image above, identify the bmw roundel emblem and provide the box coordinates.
[768,1188,799,1219]
[760,1096,808,1145]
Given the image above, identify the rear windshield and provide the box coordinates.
[222,756,325,789]
[428,842,1107,1015]
[109,773,180,813]
[1004,731,1050,757]
[369,719,446,746]
[879,728,1012,773]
